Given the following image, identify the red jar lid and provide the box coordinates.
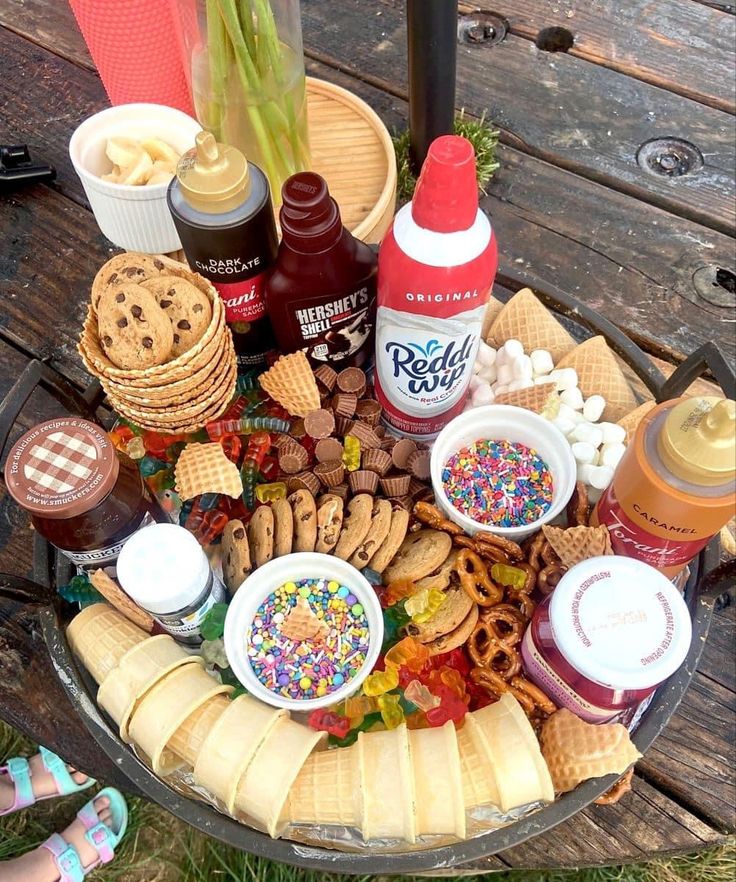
[4,418,119,519]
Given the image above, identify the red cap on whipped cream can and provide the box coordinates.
[521,556,692,724]
[373,135,498,439]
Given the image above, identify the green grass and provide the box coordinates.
[0,721,732,881]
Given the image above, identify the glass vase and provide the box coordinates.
[178,0,310,206]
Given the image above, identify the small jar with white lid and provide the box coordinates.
[521,555,692,724]
[117,523,226,646]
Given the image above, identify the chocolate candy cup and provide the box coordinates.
[287,471,321,495]
[391,438,417,469]
[355,398,382,427]
[314,364,338,393]
[304,408,336,439]
[332,393,358,418]
[336,366,367,397]
[313,459,346,488]
[380,473,412,497]
[362,447,392,476]
[347,422,381,449]
[278,442,310,475]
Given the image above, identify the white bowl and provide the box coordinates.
[69,103,201,253]
[223,553,384,712]
[430,404,577,541]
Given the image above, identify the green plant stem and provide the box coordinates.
[206,0,228,135]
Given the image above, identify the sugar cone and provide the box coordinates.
[89,570,154,632]
[482,296,504,341]
[288,744,361,828]
[174,442,243,500]
[358,724,417,843]
[541,708,641,793]
[127,663,233,776]
[617,400,656,445]
[258,352,321,418]
[555,337,638,422]
[233,716,326,838]
[97,635,202,741]
[168,693,232,766]
[67,604,148,685]
[542,524,613,569]
[410,721,465,838]
[194,695,286,813]
[488,288,575,363]
[495,382,560,417]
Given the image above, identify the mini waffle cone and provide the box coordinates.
[233,716,326,838]
[89,569,154,632]
[127,663,233,776]
[174,442,243,500]
[358,724,416,843]
[555,336,638,422]
[489,288,575,363]
[97,635,202,741]
[495,382,560,417]
[542,524,613,568]
[67,604,148,686]
[482,296,504,342]
[410,722,465,838]
[259,352,321,418]
[541,708,641,794]
[280,596,329,642]
[288,743,360,828]
[167,693,232,766]
[195,696,287,813]
[617,400,657,445]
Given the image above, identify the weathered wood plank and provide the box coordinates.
[0,0,93,68]
[299,0,736,234]
[466,0,736,112]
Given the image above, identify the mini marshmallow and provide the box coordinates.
[587,486,603,504]
[530,349,554,376]
[557,402,578,422]
[571,441,597,465]
[476,340,497,367]
[599,422,627,445]
[507,378,534,392]
[495,363,514,386]
[576,463,596,485]
[588,465,614,490]
[468,374,485,392]
[472,359,483,375]
[512,354,534,380]
[599,441,626,469]
[549,368,578,392]
[494,383,509,396]
[571,422,604,449]
[583,394,606,423]
[472,385,496,407]
[535,376,556,386]
[502,339,524,360]
[552,416,576,436]
[560,387,585,411]
[477,364,497,384]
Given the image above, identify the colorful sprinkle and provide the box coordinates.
[441,439,553,527]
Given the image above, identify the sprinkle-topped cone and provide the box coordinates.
[67,604,148,685]
[488,288,575,363]
[358,724,417,842]
[288,742,361,828]
[410,721,465,838]
[555,336,638,422]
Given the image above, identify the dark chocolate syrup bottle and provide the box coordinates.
[263,172,377,368]
[167,131,278,367]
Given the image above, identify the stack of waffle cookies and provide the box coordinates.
[78,252,236,433]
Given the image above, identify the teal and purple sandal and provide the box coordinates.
[0,746,96,816]
[40,787,128,881]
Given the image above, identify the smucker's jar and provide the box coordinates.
[3,417,165,574]
[521,556,692,724]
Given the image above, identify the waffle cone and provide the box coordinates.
[410,722,465,838]
[482,296,504,342]
[617,400,657,445]
[167,693,232,766]
[489,289,575,363]
[194,695,286,812]
[175,442,243,500]
[542,524,613,568]
[259,352,321,418]
[541,708,641,793]
[495,382,560,417]
[89,570,154,632]
[280,596,329,642]
[555,337,638,421]
[288,743,361,828]
[233,716,326,838]
[358,724,416,843]
[67,604,148,685]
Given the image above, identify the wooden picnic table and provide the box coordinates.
[0,0,734,873]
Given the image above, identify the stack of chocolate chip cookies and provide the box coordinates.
[78,252,236,433]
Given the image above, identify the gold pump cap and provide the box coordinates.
[657,396,736,487]
[176,130,250,213]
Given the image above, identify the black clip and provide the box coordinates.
[0,144,56,189]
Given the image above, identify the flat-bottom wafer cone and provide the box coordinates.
[168,693,232,766]
[489,288,575,363]
[194,695,286,813]
[358,724,416,843]
[288,743,360,828]
[555,336,638,422]
[457,712,501,809]
[410,721,465,838]
[541,708,641,793]
[542,524,613,569]
[258,352,321,418]
[617,400,656,445]
[234,716,327,838]
[67,604,148,686]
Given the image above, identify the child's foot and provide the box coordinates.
[0,753,90,812]
[0,794,112,882]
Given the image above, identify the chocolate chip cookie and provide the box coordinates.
[141,276,212,357]
[247,505,274,568]
[97,283,173,369]
[367,505,410,574]
[333,494,373,561]
[271,497,294,558]
[288,489,317,552]
[92,253,167,309]
[382,529,453,584]
[222,519,252,594]
[315,494,344,554]
[349,498,392,569]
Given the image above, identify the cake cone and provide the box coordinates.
[67,604,148,685]
[617,400,656,445]
[495,382,560,417]
[194,695,287,813]
[127,663,233,776]
[288,743,361,828]
[456,712,501,809]
[168,693,232,766]
[488,288,575,363]
[541,708,641,793]
[258,352,321,418]
[542,524,613,569]
[410,721,465,838]
[97,635,202,741]
[358,724,417,843]
[555,337,638,422]
[233,716,326,838]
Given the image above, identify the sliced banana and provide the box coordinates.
[118,150,153,185]
[101,136,181,186]
[141,137,180,166]
[105,137,143,169]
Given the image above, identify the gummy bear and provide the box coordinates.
[405,588,446,624]
[139,455,169,478]
[381,602,411,653]
[404,679,441,712]
[432,667,468,703]
[200,602,228,640]
[255,482,287,503]
[362,666,399,697]
[405,710,430,730]
[142,431,171,460]
[200,637,228,668]
[145,467,175,495]
[384,636,430,673]
[377,692,404,730]
[109,425,135,451]
[220,434,242,465]
[466,678,494,712]
[308,709,351,739]
[186,499,228,544]
[329,711,383,747]
[342,435,361,471]
[384,578,417,607]
[491,563,528,591]
[343,694,376,728]
[125,436,146,460]
[432,646,472,679]
[57,574,103,607]
[425,684,469,727]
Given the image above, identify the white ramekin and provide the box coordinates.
[69,103,201,253]
[223,553,384,712]
[430,404,577,541]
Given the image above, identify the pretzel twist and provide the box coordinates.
[474,531,524,562]
[454,549,503,607]
[538,564,566,596]
[567,480,590,527]
[510,676,557,716]
[527,532,547,572]
[504,587,537,621]
[413,501,464,535]
[469,668,536,716]
[594,768,634,805]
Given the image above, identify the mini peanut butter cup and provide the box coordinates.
[361,448,392,476]
[334,416,355,435]
[379,473,412,497]
[336,366,366,397]
[287,471,321,495]
[278,442,310,475]
[304,408,336,439]
[347,422,381,449]
[355,398,382,427]
[381,435,398,453]
[328,482,349,499]
[313,459,346,488]
[391,438,417,470]
[406,448,431,480]
[332,393,357,418]
[313,364,338,393]
[315,437,344,463]
[348,469,379,494]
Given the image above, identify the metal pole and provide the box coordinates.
[407,0,457,174]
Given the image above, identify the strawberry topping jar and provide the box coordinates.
[521,556,692,724]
